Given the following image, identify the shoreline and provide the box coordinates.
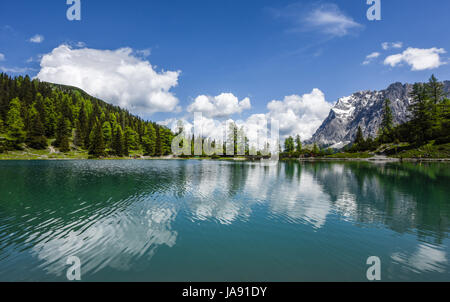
[0,154,449,162]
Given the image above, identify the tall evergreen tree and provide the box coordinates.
[78,104,88,147]
[59,132,70,153]
[142,124,156,156]
[409,83,433,145]
[89,121,105,157]
[381,99,393,133]
[6,97,25,146]
[102,121,112,147]
[54,117,71,148]
[355,126,365,145]
[73,120,84,147]
[123,127,130,157]
[111,124,124,156]
[312,143,319,155]
[43,97,57,138]
[426,74,444,105]
[295,135,302,152]
[155,127,163,156]
[26,109,47,150]
[284,136,295,153]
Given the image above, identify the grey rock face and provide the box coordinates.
[309,81,450,148]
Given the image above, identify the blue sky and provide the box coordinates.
[0,0,449,139]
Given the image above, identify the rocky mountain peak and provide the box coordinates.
[309,80,450,148]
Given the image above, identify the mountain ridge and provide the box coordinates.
[308,80,450,148]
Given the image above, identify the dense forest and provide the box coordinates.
[0,73,174,157]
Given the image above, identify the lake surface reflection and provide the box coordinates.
[0,160,449,281]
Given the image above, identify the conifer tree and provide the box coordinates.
[6,97,25,146]
[426,74,444,105]
[43,97,57,138]
[112,124,124,156]
[142,124,156,156]
[155,127,163,156]
[73,120,84,147]
[102,121,112,147]
[26,109,47,150]
[355,126,365,145]
[409,83,433,145]
[78,104,88,147]
[312,143,319,155]
[54,117,71,148]
[284,136,295,153]
[59,132,70,153]
[89,121,105,157]
[381,99,393,134]
[295,135,302,152]
[123,127,130,157]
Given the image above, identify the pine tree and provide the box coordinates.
[409,83,433,145]
[26,109,47,150]
[426,74,444,105]
[381,99,393,133]
[78,104,88,147]
[312,143,319,155]
[380,99,394,143]
[102,121,112,147]
[89,121,105,157]
[54,117,71,148]
[43,97,57,138]
[284,136,295,153]
[123,127,130,157]
[124,126,138,150]
[34,93,46,127]
[142,124,156,156]
[295,135,302,152]
[355,126,365,145]
[111,124,124,156]
[155,127,163,156]
[6,97,25,146]
[59,133,70,153]
[73,119,84,147]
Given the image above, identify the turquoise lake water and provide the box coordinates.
[0,160,449,281]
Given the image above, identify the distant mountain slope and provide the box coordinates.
[309,81,450,148]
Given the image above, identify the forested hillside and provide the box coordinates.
[0,73,174,157]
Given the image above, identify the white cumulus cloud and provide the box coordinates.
[163,89,332,146]
[265,88,332,140]
[381,42,403,50]
[37,45,181,115]
[384,47,447,71]
[187,93,251,118]
[363,52,380,65]
[0,53,5,61]
[29,34,44,43]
